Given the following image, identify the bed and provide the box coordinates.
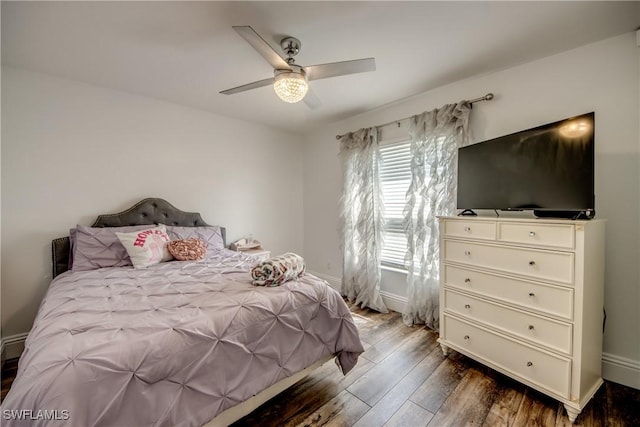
[1,198,364,426]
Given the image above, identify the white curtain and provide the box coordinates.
[402,102,471,329]
[339,128,388,313]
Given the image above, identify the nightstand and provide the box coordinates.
[241,248,271,262]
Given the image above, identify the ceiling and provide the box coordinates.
[2,1,638,134]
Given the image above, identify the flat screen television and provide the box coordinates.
[457,112,595,218]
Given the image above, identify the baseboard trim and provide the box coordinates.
[308,271,341,291]
[1,332,29,361]
[379,291,408,313]
[602,352,640,389]
[307,271,409,314]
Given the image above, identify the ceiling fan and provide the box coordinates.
[220,26,376,108]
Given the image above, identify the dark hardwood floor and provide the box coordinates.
[2,304,639,426]
[1,357,19,403]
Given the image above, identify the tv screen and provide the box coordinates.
[457,112,594,214]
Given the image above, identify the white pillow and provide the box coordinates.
[116,225,173,269]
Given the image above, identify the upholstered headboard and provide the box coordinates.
[52,198,226,278]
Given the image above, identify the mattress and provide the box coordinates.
[1,250,364,426]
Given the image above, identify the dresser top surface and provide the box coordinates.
[438,216,605,225]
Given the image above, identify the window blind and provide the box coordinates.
[379,139,412,270]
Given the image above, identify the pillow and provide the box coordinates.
[164,226,224,255]
[167,238,207,261]
[116,226,173,269]
[72,224,154,271]
[69,228,77,269]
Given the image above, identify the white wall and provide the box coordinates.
[1,66,303,340]
[303,32,640,387]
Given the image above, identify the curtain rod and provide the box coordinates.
[335,93,494,140]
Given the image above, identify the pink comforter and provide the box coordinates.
[1,250,363,426]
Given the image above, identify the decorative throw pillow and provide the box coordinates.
[167,238,207,261]
[115,226,173,269]
[164,226,225,255]
[72,224,154,271]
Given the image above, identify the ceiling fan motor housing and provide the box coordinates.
[275,65,305,77]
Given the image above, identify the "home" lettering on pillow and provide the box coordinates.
[134,229,169,247]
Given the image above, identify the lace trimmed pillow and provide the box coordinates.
[167,238,207,261]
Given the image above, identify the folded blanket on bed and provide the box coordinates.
[251,252,305,286]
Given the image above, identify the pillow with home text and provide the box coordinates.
[116,226,173,269]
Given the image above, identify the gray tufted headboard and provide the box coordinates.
[52,198,226,278]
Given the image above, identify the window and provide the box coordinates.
[379,139,412,270]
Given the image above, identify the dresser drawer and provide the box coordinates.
[498,222,575,249]
[443,265,574,319]
[442,220,496,241]
[443,315,571,398]
[444,289,573,354]
[443,240,574,284]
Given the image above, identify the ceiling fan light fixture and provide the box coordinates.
[273,71,308,103]
[222,26,376,108]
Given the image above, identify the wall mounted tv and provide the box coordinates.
[457,112,595,219]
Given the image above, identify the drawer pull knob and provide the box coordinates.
[464,278,471,284]
[464,227,471,232]
[527,361,533,367]
[528,292,535,298]
[464,335,470,340]
[529,231,536,237]
[464,250,471,256]
[529,261,536,266]
[464,304,471,309]
[528,325,535,330]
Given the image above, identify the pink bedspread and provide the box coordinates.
[1,250,363,426]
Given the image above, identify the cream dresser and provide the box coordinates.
[438,216,605,423]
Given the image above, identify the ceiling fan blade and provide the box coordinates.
[233,26,291,71]
[219,77,275,95]
[304,58,375,81]
[303,88,321,110]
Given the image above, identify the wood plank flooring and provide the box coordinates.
[232,303,640,427]
[2,303,639,426]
